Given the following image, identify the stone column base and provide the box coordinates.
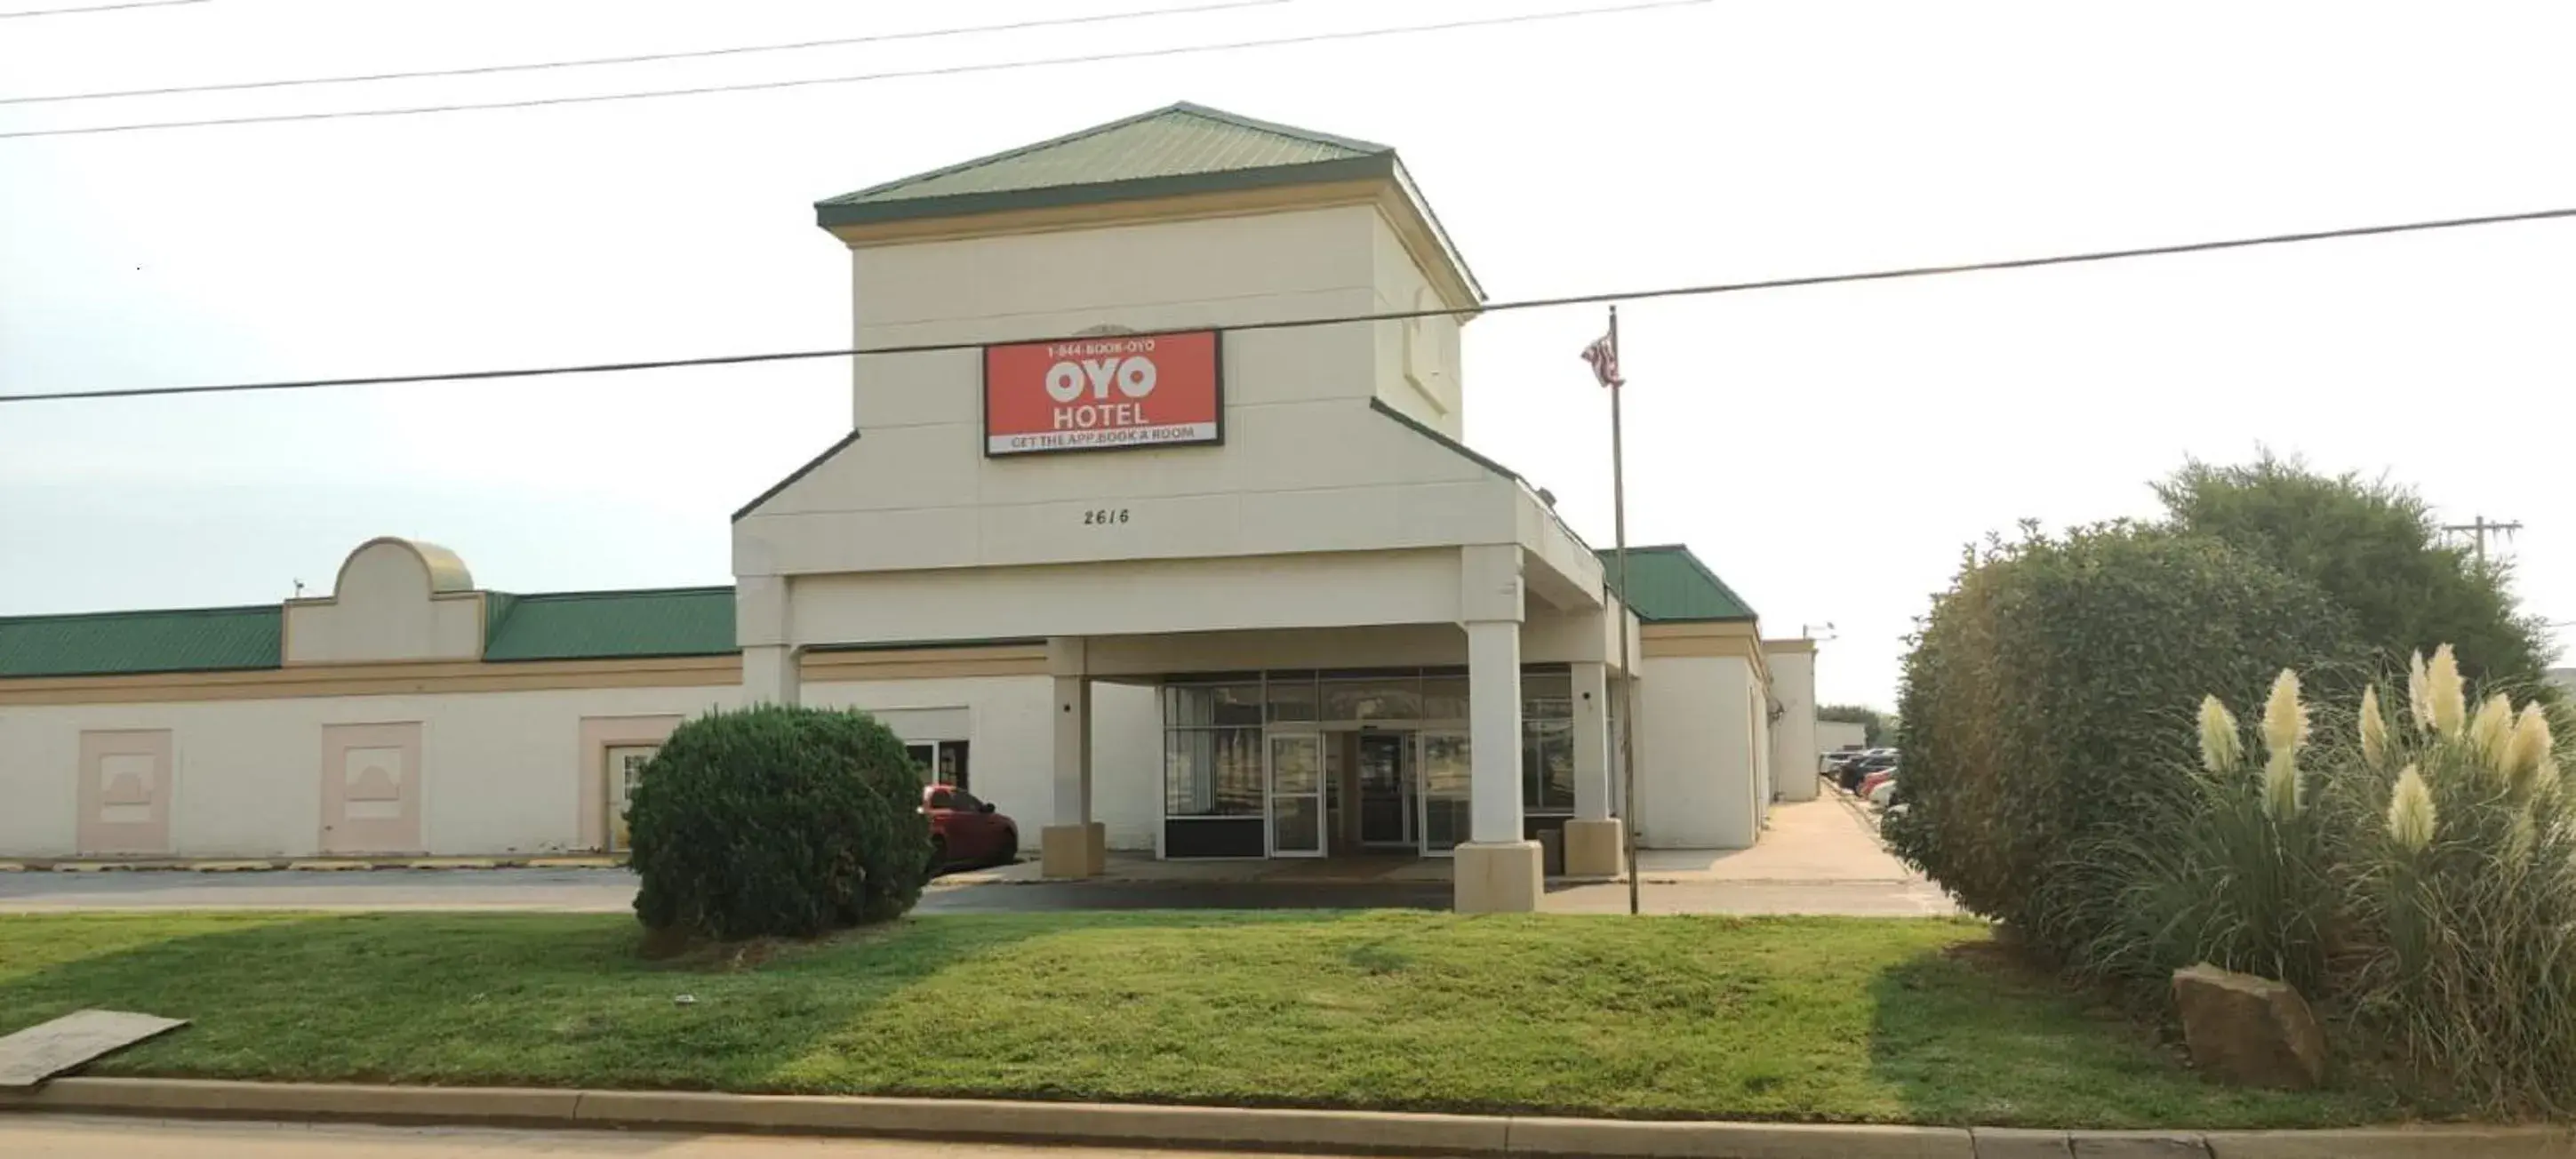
[1040,822,1106,879]
[1562,818,1626,878]
[1452,840,1543,914]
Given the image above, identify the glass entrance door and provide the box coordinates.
[1356,731,1415,849]
[1267,731,1324,858]
[1418,731,1470,855]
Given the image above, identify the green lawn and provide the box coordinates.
[0,910,2403,1129]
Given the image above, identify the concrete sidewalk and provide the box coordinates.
[3,1078,2563,1159]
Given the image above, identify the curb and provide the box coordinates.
[3,1079,2569,1158]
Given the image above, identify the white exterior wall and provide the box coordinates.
[805,675,1158,852]
[0,672,1161,859]
[284,540,483,665]
[1633,654,1765,849]
[1369,212,1465,438]
[1817,720,1868,756]
[1765,646,1819,802]
[0,683,738,859]
[1749,680,1773,827]
[737,204,1498,582]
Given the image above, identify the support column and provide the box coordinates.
[1563,659,1625,877]
[741,645,800,707]
[1454,544,1540,914]
[735,575,798,707]
[1042,641,1104,879]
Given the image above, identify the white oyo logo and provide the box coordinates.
[1044,356,1158,404]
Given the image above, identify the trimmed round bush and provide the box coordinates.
[628,705,930,941]
[1887,523,2364,963]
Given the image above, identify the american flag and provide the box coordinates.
[1580,331,1622,388]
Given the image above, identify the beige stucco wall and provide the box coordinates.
[1370,212,1464,437]
[804,675,1157,851]
[1818,719,1869,755]
[735,196,1569,580]
[764,203,1430,580]
[0,683,740,858]
[773,550,1482,650]
[1633,653,1766,849]
[1765,643,1819,802]
[284,540,483,665]
[0,668,1157,859]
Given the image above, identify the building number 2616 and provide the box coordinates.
[1082,508,1131,525]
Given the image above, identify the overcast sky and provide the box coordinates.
[5,0,2572,708]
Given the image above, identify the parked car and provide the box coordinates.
[1837,752,1897,792]
[921,783,1020,872]
[1857,767,1898,800]
[1867,776,1899,808]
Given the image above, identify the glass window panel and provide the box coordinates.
[1164,683,1261,727]
[1266,675,1318,723]
[1420,675,1469,720]
[1270,796,1322,853]
[1211,683,1264,726]
[1421,732,1471,851]
[1323,676,1420,722]
[1522,670,1572,724]
[1164,685,1215,728]
[1524,720,1575,811]
[1164,726,1262,817]
[1269,734,1321,795]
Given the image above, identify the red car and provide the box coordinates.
[921,783,1019,871]
[1857,767,1899,800]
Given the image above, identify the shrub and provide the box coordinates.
[2073,676,2338,995]
[2157,455,2549,691]
[628,704,931,942]
[1887,522,2364,963]
[2093,647,2576,1115]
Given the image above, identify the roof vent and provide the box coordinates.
[1537,488,1557,508]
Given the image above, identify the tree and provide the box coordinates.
[1817,703,1892,747]
[2156,455,2552,691]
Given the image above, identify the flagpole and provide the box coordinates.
[1607,304,1640,917]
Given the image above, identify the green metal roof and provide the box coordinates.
[0,604,283,678]
[0,586,739,678]
[480,587,738,662]
[0,547,1747,677]
[1600,545,1758,623]
[818,102,1395,228]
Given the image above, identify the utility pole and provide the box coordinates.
[2443,515,2524,572]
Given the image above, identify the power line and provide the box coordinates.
[8,204,2572,405]
[0,0,203,18]
[0,0,1708,140]
[0,0,1295,107]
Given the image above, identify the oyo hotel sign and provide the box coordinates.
[982,331,1223,456]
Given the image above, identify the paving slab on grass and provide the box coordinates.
[0,1011,187,1089]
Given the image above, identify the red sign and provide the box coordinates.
[982,331,1222,456]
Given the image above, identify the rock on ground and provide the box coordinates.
[2171,963,2328,1090]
